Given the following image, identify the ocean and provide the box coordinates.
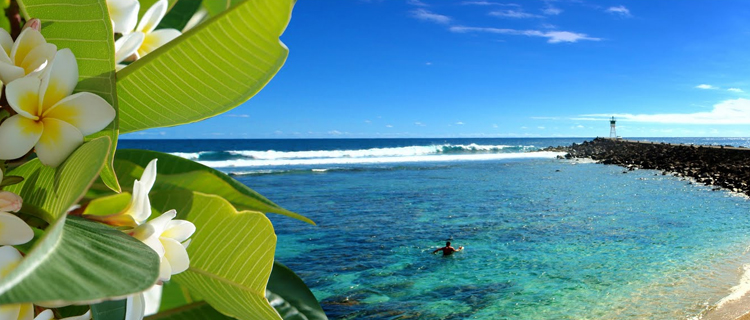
[119,137,750,319]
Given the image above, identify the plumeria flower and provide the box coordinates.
[0,191,31,246]
[85,159,157,227]
[33,309,91,320]
[0,246,33,320]
[106,0,139,35]
[0,48,116,167]
[0,27,56,85]
[113,0,181,70]
[133,209,195,282]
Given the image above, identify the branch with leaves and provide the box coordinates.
[0,0,327,319]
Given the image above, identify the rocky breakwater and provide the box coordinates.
[562,138,750,195]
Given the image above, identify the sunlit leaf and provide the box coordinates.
[146,302,233,320]
[117,0,295,133]
[150,191,281,320]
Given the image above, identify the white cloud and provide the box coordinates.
[386,124,393,128]
[450,26,600,43]
[415,122,426,126]
[606,5,631,17]
[365,120,372,123]
[581,98,750,124]
[407,0,428,6]
[329,130,343,135]
[226,114,250,118]
[456,121,465,125]
[411,9,451,24]
[462,1,518,6]
[728,88,744,93]
[543,6,562,15]
[490,10,542,18]
[425,62,432,65]
[493,124,498,128]
[576,125,584,128]
[696,84,716,89]
[538,126,546,129]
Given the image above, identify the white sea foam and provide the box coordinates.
[199,151,565,168]
[226,144,520,160]
[716,264,750,308]
[170,152,201,160]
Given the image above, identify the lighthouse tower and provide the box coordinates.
[609,116,617,138]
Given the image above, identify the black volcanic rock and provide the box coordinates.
[561,138,750,196]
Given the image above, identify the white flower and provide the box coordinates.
[113,0,181,70]
[0,28,56,84]
[84,159,157,227]
[0,246,33,320]
[33,309,91,320]
[106,0,139,35]
[133,210,195,281]
[0,191,31,246]
[124,293,144,320]
[0,49,116,167]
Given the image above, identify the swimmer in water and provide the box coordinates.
[432,241,463,256]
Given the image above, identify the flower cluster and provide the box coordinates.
[0,4,192,319]
[0,22,116,167]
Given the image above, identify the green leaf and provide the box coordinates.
[159,281,191,312]
[117,0,295,133]
[5,137,111,223]
[18,0,121,192]
[267,262,328,320]
[158,0,202,31]
[150,191,281,320]
[146,302,233,320]
[104,149,313,224]
[0,216,160,304]
[91,299,127,320]
[202,0,242,17]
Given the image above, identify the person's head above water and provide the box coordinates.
[446,241,451,247]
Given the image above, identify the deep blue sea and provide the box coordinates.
[120,137,750,319]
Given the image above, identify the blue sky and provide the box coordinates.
[125,0,750,139]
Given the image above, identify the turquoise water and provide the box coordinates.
[120,138,750,319]
[245,159,750,319]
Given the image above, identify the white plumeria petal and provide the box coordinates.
[33,309,54,320]
[19,43,55,76]
[181,238,192,249]
[136,0,168,34]
[0,245,22,275]
[43,92,116,136]
[40,49,79,114]
[162,219,195,243]
[11,28,46,66]
[0,62,25,84]
[0,212,33,246]
[0,191,22,212]
[35,118,84,167]
[137,29,180,57]
[125,294,145,320]
[0,28,13,61]
[0,115,43,160]
[143,285,162,316]
[5,76,41,119]
[162,237,189,276]
[158,255,171,281]
[115,64,128,71]
[107,0,140,34]
[114,32,144,64]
